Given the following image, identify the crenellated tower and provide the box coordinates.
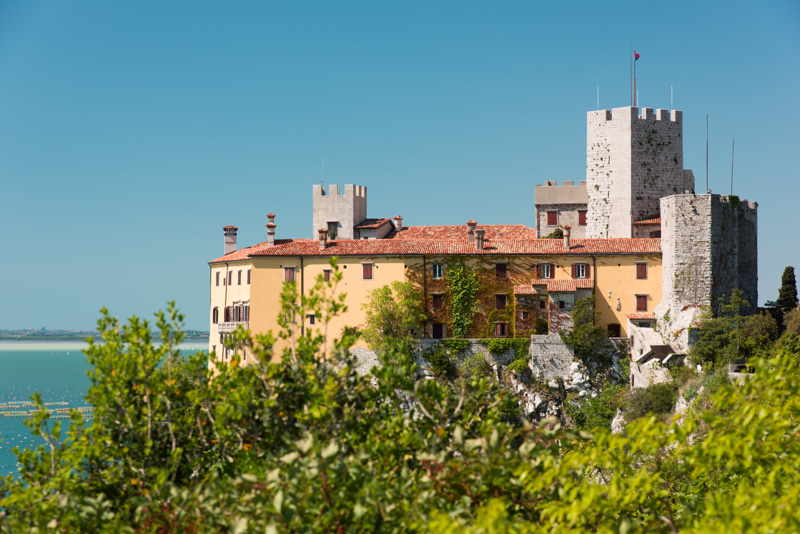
[312,184,368,239]
[586,106,693,238]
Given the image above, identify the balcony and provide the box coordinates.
[217,321,248,333]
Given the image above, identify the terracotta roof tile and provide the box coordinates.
[532,279,594,292]
[389,224,538,240]
[633,217,661,225]
[209,228,661,263]
[354,218,392,229]
[513,285,546,295]
[626,312,656,320]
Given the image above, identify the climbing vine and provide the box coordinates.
[445,260,479,338]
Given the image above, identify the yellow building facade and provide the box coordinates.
[208,221,662,365]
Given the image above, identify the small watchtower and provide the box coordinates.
[312,184,368,239]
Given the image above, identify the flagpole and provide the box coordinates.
[630,39,633,106]
[633,50,637,107]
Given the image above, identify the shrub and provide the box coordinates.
[508,359,529,374]
[459,352,493,381]
[567,384,625,431]
[624,382,678,422]
[423,343,455,377]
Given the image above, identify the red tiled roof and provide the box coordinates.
[209,237,661,263]
[354,218,392,229]
[531,279,594,292]
[513,285,547,295]
[633,217,661,225]
[626,312,656,320]
[389,224,539,240]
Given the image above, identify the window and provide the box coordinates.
[495,323,508,337]
[362,263,373,280]
[432,263,444,279]
[284,267,295,282]
[224,306,232,322]
[495,294,507,310]
[636,262,647,279]
[327,222,338,240]
[537,263,553,279]
[636,295,648,312]
[228,272,233,286]
[308,314,316,325]
[212,307,219,324]
[238,270,242,285]
[539,300,546,310]
[495,263,507,279]
[432,323,444,339]
[247,269,251,285]
[432,294,444,311]
[578,210,587,225]
[547,211,558,226]
[558,300,566,309]
[607,324,621,337]
[519,310,529,320]
[323,269,331,282]
[572,263,589,279]
[216,272,220,286]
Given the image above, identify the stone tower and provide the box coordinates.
[586,107,692,238]
[312,184,367,239]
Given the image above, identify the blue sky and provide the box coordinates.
[1,0,798,330]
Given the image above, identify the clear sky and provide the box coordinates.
[1,0,798,330]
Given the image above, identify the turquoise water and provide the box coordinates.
[0,341,207,478]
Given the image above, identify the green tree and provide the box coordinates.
[785,308,800,336]
[360,280,426,352]
[560,295,605,361]
[692,289,755,367]
[778,266,799,312]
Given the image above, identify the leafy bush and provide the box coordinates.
[482,338,530,361]
[423,343,455,378]
[508,359,529,374]
[624,382,678,422]
[567,384,624,431]
[459,352,493,381]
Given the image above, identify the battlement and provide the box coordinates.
[541,180,586,187]
[588,106,682,124]
[313,184,367,198]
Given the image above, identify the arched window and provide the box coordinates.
[212,307,219,324]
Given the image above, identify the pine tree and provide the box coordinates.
[778,266,799,311]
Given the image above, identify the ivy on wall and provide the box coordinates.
[444,259,479,338]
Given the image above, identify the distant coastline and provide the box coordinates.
[0,329,209,342]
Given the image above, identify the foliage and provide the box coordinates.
[778,265,799,312]
[444,260,479,338]
[559,296,605,362]
[442,338,471,354]
[623,382,678,422]
[482,338,530,361]
[10,262,800,531]
[692,289,765,368]
[508,359,529,374]
[785,308,800,336]
[541,227,563,239]
[422,343,456,378]
[566,384,624,431]
[743,311,779,343]
[459,352,493,381]
[361,280,426,352]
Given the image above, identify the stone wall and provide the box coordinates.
[535,203,588,238]
[529,333,574,379]
[586,107,686,238]
[655,193,758,351]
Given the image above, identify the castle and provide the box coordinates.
[208,106,757,367]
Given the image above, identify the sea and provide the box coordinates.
[0,340,208,478]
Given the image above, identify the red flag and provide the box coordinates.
[634,52,640,60]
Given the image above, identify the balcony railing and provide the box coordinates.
[218,321,248,333]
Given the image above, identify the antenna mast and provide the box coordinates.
[706,115,709,193]
[730,137,735,196]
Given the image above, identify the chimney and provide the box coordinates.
[467,220,477,244]
[475,228,485,250]
[223,226,238,255]
[563,225,571,250]
[393,215,403,232]
[318,227,328,250]
[266,213,276,246]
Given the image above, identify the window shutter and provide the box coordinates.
[247,270,251,285]
[363,264,373,279]
[637,263,647,279]
[586,264,591,278]
[536,264,542,278]
[578,210,587,225]
[495,323,501,336]
[571,264,577,278]
[238,271,242,285]
[216,272,220,286]
[323,270,331,282]
[496,263,507,279]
